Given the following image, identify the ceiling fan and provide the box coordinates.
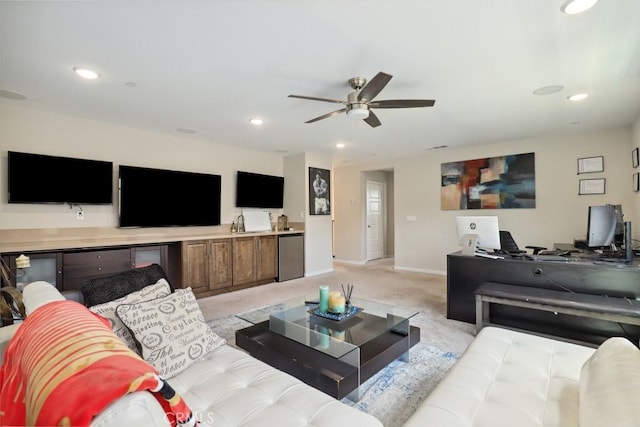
[288,71,435,128]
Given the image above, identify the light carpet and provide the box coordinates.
[207,312,463,427]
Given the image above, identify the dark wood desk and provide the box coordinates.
[447,251,640,345]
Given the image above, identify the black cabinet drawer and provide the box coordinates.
[63,261,132,279]
[63,249,130,266]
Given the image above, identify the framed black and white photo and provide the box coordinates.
[633,148,639,168]
[634,173,639,192]
[309,167,331,215]
[577,156,604,174]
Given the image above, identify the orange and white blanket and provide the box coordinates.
[0,300,195,426]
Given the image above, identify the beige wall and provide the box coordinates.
[303,152,334,275]
[0,105,286,230]
[334,126,638,274]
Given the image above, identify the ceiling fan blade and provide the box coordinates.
[288,94,347,105]
[358,72,393,102]
[305,108,347,123]
[363,110,382,128]
[370,99,436,108]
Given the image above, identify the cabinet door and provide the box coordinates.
[257,235,277,281]
[233,237,257,286]
[208,239,233,290]
[4,253,63,291]
[181,240,209,295]
[132,245,167,269]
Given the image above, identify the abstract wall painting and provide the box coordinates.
[441,152,535,210]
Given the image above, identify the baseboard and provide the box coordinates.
[304,268,334,277]
[333,259,367,266]
[393,265,446,276]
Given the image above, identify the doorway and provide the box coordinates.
[366,180,385,261]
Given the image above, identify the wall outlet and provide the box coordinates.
[76,211,84,220]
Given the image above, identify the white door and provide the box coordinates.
[366,181,384,261]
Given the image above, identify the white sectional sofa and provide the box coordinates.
[404,326,640,427]
[0,281,382,427]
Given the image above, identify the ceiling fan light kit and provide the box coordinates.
[346,104,369,120]
[289,71,435,128]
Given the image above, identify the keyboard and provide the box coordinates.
[525,255,569,262]
[475,252,504,259]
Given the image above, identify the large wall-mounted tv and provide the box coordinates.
[8,151,113,204]
[119,165,221,228]
[235,171,284,209]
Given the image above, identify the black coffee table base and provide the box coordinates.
[235,321,420,400]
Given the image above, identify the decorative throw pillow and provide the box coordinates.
[116,288,225,378]
[579,336,640,427]
[89,278,172,353]
[81,264,170,307]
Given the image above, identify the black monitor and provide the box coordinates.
[587,205,617,248]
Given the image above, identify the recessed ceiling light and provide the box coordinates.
[73,67,100,80]
[532,85,564,96]
[176,128,196,134]
[335,143,346,149]
[249,118,264,125]
[561,0,598,14]
[567,93,588,101]
[0,89,26,100]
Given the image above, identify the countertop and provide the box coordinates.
[0,225,304,253]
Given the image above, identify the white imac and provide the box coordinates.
[456,216,501,255]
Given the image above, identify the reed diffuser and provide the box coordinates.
[341,283,354,308]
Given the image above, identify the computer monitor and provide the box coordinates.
[456,216,501,251]
[587,205,617,248]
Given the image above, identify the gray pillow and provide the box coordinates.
[81,263,171,307]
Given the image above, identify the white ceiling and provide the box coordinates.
[1,1,640,166]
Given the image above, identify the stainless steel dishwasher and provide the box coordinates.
[278,233,304,281]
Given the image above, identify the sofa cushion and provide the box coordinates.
[167,343,383,426]
[89,279,172,353]
[403,326,595,427]
[81,263,170,307]
[579,337,640,427]
[116,288,225,378]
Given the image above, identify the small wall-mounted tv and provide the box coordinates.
[119,165,221,228]
[235,171,284,209]
[8,151,113,204]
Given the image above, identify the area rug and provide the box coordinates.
[207,314,460,427]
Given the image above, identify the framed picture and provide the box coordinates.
[577,156,604,174]
[633,148,639,168]
[635,173,640,192]
[579,178,606,195]
[309,167,331,215]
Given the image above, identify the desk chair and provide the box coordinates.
[498,231,547,255]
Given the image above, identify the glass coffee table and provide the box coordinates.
[235,295,420,400]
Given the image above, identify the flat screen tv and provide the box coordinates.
[235,171,284,209]
[119,165,221,227]
[8,151,113,204]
